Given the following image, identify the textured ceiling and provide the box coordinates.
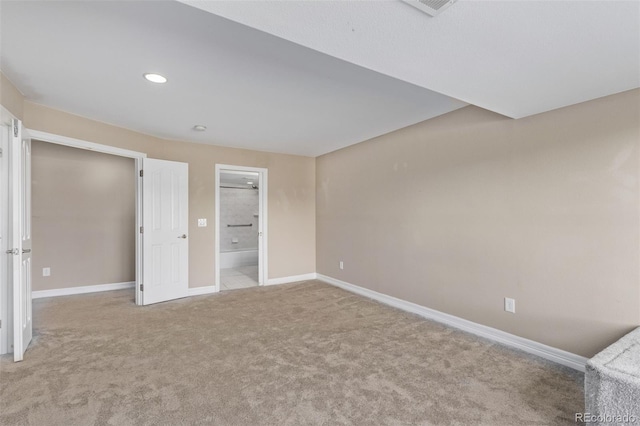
[3,1,637,157]
[0,1,465,157]
[182,0,640,119]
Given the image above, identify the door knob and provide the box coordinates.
[178,234,187,239]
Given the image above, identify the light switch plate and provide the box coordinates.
[197,218,207,227]
[504,297,515,313]
[43,267,51,277]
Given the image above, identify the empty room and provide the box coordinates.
[1,1,639,425]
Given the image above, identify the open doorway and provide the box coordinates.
[2,123,192,360]
[215,165,267,292]
[30,140,136,300]
[23,129,146,310]
[0,122,145,359]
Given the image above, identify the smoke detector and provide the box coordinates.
[402,0,458,17]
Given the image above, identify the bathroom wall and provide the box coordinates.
[220,187,259,252]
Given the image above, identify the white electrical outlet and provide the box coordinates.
[504,297,515,313]
[43,267,51,277]
[197,218,207,227]
[339,261,344,270]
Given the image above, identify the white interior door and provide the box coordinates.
[142,158,189,305]
[11,119,32,362]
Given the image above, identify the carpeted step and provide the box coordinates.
[585,327,640,425]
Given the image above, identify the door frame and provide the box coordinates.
[215,164,268,292]
[0,107,14,354]
[23,130,146,306]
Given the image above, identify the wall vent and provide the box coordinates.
[402,0,458,17]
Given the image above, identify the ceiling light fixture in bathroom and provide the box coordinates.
[193,125,207,132]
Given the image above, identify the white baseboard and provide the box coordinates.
[317,274,588,372]
[32,281,135,299]
[265,273,317,286]
[188,286,217,296]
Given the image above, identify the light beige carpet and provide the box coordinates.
[0,281,583,425]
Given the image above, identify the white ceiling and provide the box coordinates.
[182,0,640,119]
[0,1,465,157]
[2,2,638,158]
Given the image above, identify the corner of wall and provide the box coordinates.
[0,72,25,120]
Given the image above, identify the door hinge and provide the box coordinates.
[140,284,144,291]
[13,120,18,137]
[139,170,143,177]
[0,147,3,157]
[140,226,144,233]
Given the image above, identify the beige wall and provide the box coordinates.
[31,141,136,291]
[4,66,640,357]
[23,102,316,287]
[317,89,640,358]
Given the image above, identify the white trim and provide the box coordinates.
[260,170,268,286]
[188,286,217,296]
[0,114,13,355]
[215,167,220,293]
[317,274,588,372]
[135,157,143,305]
[265,273,317,286]
[32,281,135,299]
[215,164,268,293]
[26,130,147,159]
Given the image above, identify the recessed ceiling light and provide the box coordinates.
[193,125,207,132]
[143,73,167,83]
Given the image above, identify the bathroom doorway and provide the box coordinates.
[215,165,267,291]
